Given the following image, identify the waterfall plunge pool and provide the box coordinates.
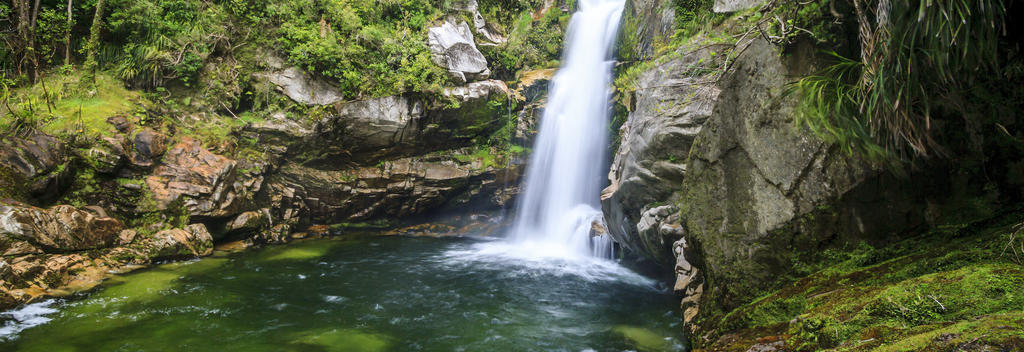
[0,233,687,351]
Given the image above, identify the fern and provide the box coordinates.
[792,0,1013,164]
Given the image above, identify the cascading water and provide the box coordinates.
[508,0,625,260]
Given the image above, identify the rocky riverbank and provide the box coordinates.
[1,0,563,309]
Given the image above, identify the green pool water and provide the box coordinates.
[1,236,686,351]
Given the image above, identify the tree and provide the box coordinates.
[65,0,72,66]
[84,0,105,77]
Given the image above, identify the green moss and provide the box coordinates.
[703,210,1024,351]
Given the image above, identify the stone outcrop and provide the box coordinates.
[0,132,70,202]
[145,137,242,218]
[603,9,980,342]
[258,55,346,106]
[428,19,491,84]
[137,223,214,260]
[602,43,725,263]
[0,202,124,255]
[0,31,533,310]
[621,0,677,60]
[260,80,510,167]
[0,202,216,307]
[270,150,522,225]
[512,69,554,146]
[129,128,169,168]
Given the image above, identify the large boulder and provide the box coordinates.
[0,132,70,202]
[128,128,169,168]
[0,202,124,255]
[602,44,726,262]
[145,137,240,218]
[428,19,491,84]
[258,55,346,106]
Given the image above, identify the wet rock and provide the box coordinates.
[428,19,491,84]
[145,137,239,217]
[0,202,124,254]
[140,224,214,260]
[226,209,272,236]
[673,237,703,329]
[590,219,608,237]
[0,131,70,202]
[512,69,554,146]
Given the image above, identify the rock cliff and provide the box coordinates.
[606,0,1023,348]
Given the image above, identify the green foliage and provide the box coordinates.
[270,0,450,99]
[101,0,227,88]
[482,6,568,78]
[792,0,1019,163]
[34,7,73,66]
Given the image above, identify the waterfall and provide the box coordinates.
[508,0,625,259]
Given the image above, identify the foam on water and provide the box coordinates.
[440,239,657,289]
[0,300,58,341]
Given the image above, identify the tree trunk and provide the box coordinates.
[84,0,105,74]
[28,0,41,82]
[65,0,73,66]
[14,0,30,77]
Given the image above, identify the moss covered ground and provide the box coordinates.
[700,209,1024,351]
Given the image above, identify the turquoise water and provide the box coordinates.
[0,236,686,351]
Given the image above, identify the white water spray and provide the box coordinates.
[508,0,625,260]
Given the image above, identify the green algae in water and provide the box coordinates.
[260,240,339,261]
[613,325,677,351]
[2,237,686,351]
[289,328,391,352]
